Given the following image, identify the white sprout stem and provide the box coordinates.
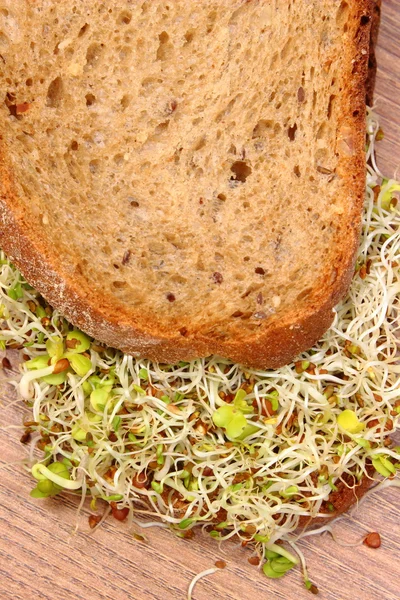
[19,366,54,399]
[187,568,219,600]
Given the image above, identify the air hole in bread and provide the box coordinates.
[85,93,96,107]
[25,78,33,87]
[46,76,64,108]
[184,30,194,44]
[114,153,124,165]
[288,123,297,141]
[231,161,252,183]
[118,10,132,25]
[112,280,127,289]
[294,165,301,177]
[242,234,253,243]
[327,95,335,119]
[252,119,273,138]
[120,94,130,110]
[78,23,89,37]
[156,31,173,61]
[86,43,104,68]
[70,140,78,151]
[89,159,100,174]
[193,136,206,151]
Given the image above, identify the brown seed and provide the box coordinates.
[132,472,148,489]
[66,338,79,349]
[243,524,257,535]
[27,300,36,313]
[255,267,265,275]
[2,357,12,370]
[20,430,32,444]
[122,250,131,265]
[363,532,381,549]
[248,556,260,566]
[41,317,51,327]
[166,292,176,302]
[297,86,305,102]
[309,584,319,595]
[359,265,367,279]
[182,529,194,539]
[385,418,394,431]
[23,420,39,427]
[215,560,226,569]
[88,514,102,529]
[53,358,70,374]
[212,272,223,284]
[111,505,130,522]
[202,466,213,477]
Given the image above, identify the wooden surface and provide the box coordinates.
[1,4,399,599]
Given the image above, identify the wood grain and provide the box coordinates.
[1,4,399,599]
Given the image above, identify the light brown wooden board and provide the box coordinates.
[1,4,399,599]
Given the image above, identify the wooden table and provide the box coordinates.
[1,4,399,599]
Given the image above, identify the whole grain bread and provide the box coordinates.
[0,0,374,368]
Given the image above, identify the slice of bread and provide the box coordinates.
[0,1,373,368]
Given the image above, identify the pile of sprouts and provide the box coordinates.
[1,109,399,593]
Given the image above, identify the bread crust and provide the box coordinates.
[0,1,374,369]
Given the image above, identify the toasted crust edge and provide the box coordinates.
[0,1,373,370]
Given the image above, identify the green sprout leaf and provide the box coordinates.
[178,518,194,529]
[67,353,92,377]
[233,389,253,414]
[213,404,258,440]
[8,281,23,301]
[26,355,51,370]
[280,485,298,498]
[380,181,400,211]
[112,415,122,432]
[90,387,109,412]
[46,336,64,360]
[138,368,148,380]
[42,372,68,385]
[337,409,364,434]
[66,329,91,353]
[372,455,396,478]
[30,462,70,499]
